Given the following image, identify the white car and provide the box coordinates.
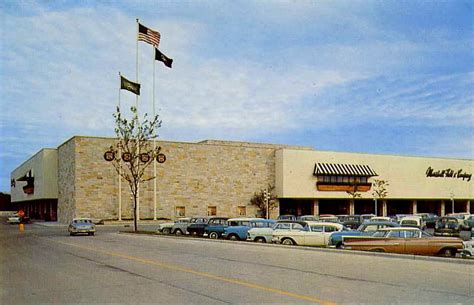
[157,221,176,234]
[68,218,96,236]
[7,216,21,224]
[368,216,392,222]
[400,216,425,229]
[461,240,473,258]
[247,221,293,243]
[272,221,344,246]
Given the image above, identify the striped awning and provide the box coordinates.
[313,163,377,177]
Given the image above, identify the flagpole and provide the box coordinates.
[135,18,140,222]
[118,72,122,221]
[153,53,157,221]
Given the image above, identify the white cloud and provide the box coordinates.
[1,2,472,158]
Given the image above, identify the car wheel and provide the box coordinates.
[91,232,95,236]
[370,248,385,253]
[70,232,74,236]
[228,234,239,241]
[281,238,295,245]
[162,228,171,234]
[255,237,266,243]
[209,232,219,239]
[335,242,343,249]
[439,248,455,257]
[175,229,183,236]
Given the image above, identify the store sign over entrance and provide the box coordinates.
[426,167,472,182]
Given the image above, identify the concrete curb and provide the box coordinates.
[118,231,474,265]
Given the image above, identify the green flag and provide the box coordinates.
[120,75,140,95]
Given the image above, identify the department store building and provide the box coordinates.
[10,136,473,223]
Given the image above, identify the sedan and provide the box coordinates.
[343,227,463,257]
[272,221,344,246]
[7,216,21,224]
[68,218,96,236]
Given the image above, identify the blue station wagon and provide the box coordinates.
[222,218,269,241]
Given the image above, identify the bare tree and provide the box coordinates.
[105,106,162,231]
[372,179,389,216]
[250,184,277,218]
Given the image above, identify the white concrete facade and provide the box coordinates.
[276,149,473,200]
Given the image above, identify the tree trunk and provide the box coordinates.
[133,194,138,232]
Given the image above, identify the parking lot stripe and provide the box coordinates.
[45,237,338,305]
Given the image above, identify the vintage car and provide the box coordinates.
[272,221,344,246]
[200,217,229,238]
[329,221,399,248]
[68,218,95,236]
[246,220,292,243]
[400,216,426,230]
[277,215,297,221]
[360,214,376,222]
[368,216,393,222]
[434,216,471,240]
[336,214,349,222]
[341,215,362,229]
[461,240,473,258]
[318,216,339,223]
[465,215,474,229]
[222,218,267,241]
[185,217,214,236]
[394,214,411,222]
[447,212,471,220]
[7,216,21,224]
[415,213,438,228]
[171,217,191,235]
[297,215,319,221]
[156,220,176,234]
[343,227,463,257]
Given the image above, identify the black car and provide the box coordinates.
[434,216,471,240]
[187,216,228,237]
[341,215,361,230]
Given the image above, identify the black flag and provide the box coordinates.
[155,48,173,68]
[120,75,140,95]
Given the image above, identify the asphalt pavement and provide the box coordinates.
[1,221,473,305]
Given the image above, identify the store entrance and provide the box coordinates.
[386,200,412,216]
[319,199,349,215]
[279,199,313,216]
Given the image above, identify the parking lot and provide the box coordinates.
[1,221,473,304]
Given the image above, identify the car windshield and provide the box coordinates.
[346,216,359,221]
[362,224,379,232]
[274,223,291,230]
[74,219,91,224]
[252,221,271,228]
[310,225,324,232]
[402,220,418,226]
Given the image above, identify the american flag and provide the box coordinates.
[138,23,161,47]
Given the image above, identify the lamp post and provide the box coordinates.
[264,189,269,219]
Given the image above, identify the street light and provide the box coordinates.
[264,189,269,219]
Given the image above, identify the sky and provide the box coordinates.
[0,0,473,193]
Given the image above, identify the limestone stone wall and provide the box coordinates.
[57,138,76,223]
[67,136,307,221]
